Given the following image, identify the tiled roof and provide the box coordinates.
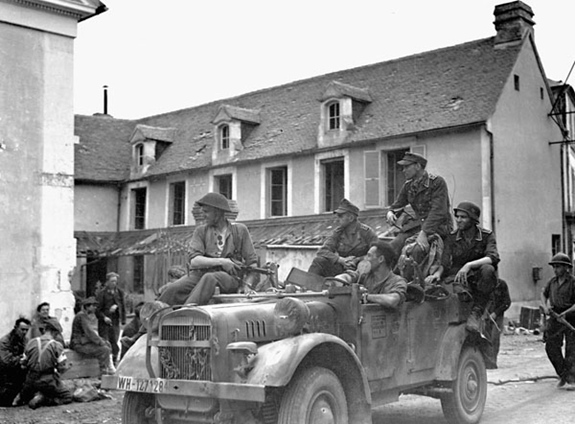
[75,209,392,256]
[74,36,522,180]
[132,124,176,143]
[74,114,135,181]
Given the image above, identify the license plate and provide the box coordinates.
[116,376,167,393]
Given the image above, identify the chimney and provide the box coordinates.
[103,85,108,115]
[493,1,535,45]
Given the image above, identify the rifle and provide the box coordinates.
[548,309,575,333]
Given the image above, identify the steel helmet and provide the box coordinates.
[549,253,573,268]
[196,192,232,212]
[453,201,481,222]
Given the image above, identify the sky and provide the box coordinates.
[73,0,575,120]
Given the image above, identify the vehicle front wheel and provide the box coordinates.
[441,345,487,424]
[277,366,348,424]
[122,392,155,424]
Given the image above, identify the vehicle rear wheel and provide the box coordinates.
[277,366,348,424]
[441,345,487,424]
[122,392,155,424]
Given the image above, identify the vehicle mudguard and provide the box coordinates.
[246,333,371,401]
[435,324,467,381]
[115,335,160,379]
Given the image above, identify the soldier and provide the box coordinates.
[540,253,575,389]
[70,297,114,376]
[29,302,65,346]
[337,241,407,310]
[385,152,452,261]
[0,317,30,406]
[484,278,511,369]
[426,201,499,333]
[308,198,378,278]
[96,272,126,365]
[16,319,72,409]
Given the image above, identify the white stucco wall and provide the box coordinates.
[75,184,119,231]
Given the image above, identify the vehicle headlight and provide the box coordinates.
[273,297,310,337]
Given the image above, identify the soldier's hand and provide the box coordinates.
[104,316,112,326]
[386,211,397,225]
[416,230,429,251]
[221,258,241,275]
[454,264,470,284]
[424,274,439,285]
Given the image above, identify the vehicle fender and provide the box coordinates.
[115,335,160,379]
[435,324,467,380]
[246,333,370,398]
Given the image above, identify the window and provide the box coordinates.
[132,188,146,230]
[552,234,561,256]
[135,143,144,167]
[169,181,186,226]
[323,158,344,212]
[269,167,287,216]
[220,124,230,150]
[327,101,341,130]
[216,174,233,199]
[133,256,144,294]
[514,74,520,91]
[387,149,410,204]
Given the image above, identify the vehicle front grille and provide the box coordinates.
[159,314,212,381]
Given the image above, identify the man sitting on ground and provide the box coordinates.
[29,302,64,346]
[0,317,30,406]
[16,319,72,409]
[70,297,114,376]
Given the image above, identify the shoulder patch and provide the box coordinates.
[428,173,438,180]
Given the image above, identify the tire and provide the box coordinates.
[441,346,487,424]
[277,366,348,424]
[122,392,155,424]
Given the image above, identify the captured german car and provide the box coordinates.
[102,273,487,424]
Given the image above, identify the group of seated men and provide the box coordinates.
[0,289,128,410]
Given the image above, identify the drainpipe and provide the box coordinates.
[488,129,496,233]
[116,182,122,232]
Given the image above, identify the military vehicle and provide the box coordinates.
[102,273,487,424]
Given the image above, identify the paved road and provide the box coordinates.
[372,377,572,424]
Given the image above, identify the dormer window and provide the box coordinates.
[219,124,230,150]
[135,143,144,167]
[318,81,372,148]
[327,101,341,130]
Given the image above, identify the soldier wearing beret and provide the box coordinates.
[308,198,379,278]
[385,152,452,262]
[426,201,500,333]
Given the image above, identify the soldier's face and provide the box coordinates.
[39,305,50,317]
[455,212,473,231]
[553,264,568,277]
[335,212,354,228]
[16,323,30,339]
[202,205,222,226]
[402,163,418,179]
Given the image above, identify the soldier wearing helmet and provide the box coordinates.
[425,201,500,333]
[540,252,575,389]
[158,192,258,306]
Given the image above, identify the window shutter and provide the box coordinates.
[410,145,426,157]
[364,151,380,207]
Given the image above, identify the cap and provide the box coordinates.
[549,253,573,268]
[454,201,481,222]
[43,318,61,333]
[397,152,427,167]
[82,296,98,306]
[196,192,232,212]
[334,198,359,216]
